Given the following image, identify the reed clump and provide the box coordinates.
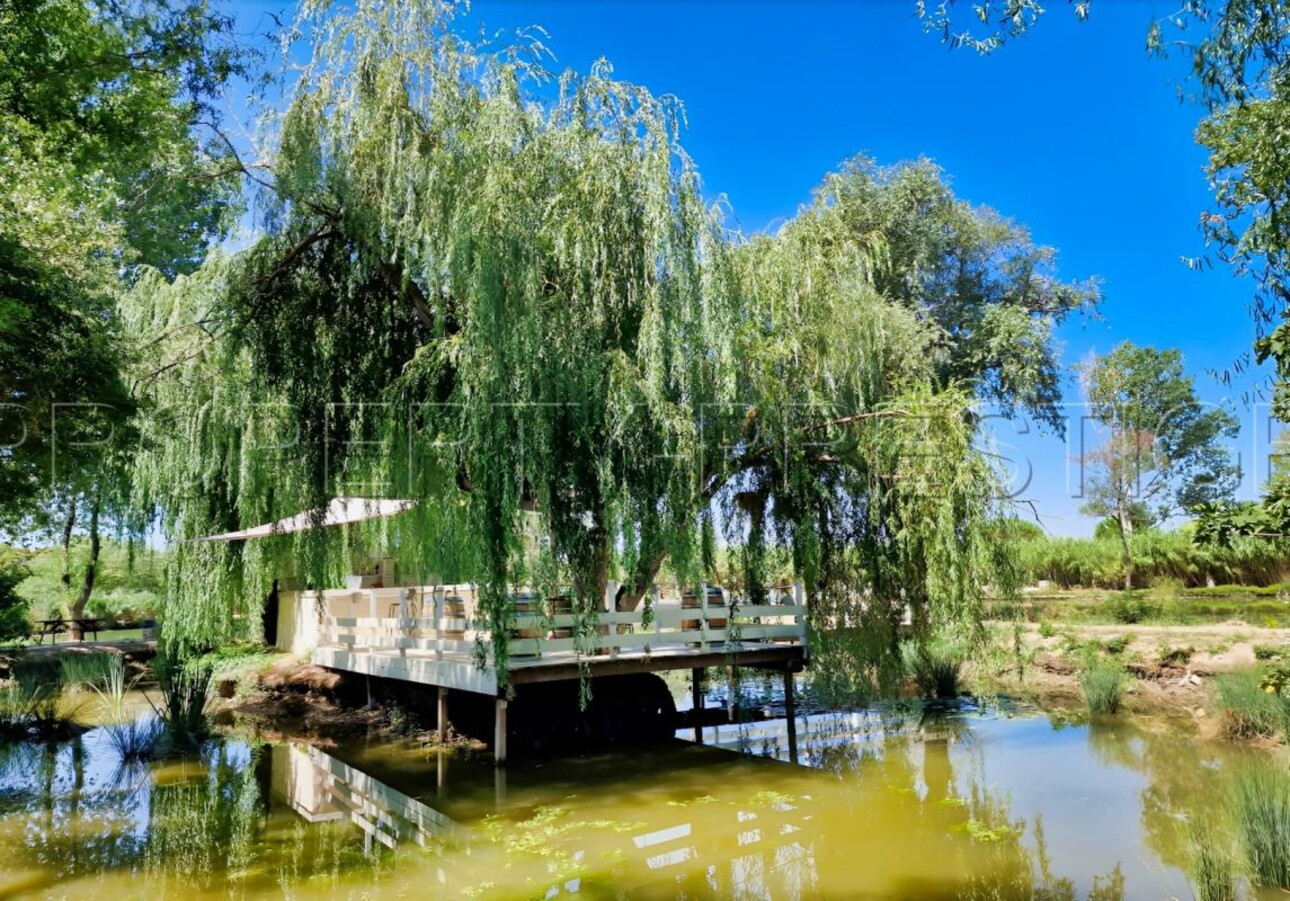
[1213,670,1289,741]
[1078,656,1126,714]
[1229,767,1290,889]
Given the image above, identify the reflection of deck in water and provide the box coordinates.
[270,738,824,895]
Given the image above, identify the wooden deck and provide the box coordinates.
[287,583,809,696]
[278,582,809,761]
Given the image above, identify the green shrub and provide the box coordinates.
[1079,657,1127,714]
[1037,621,1057,638]
[1213,670,1289,740]
[1230,767,1290,888]
[1104,592,1156,624]
[1253,644,1284,661]
[1101,635,1132,655]
[1159,645,1195,667]
[0,557,32,644]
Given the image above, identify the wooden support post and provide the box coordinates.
[494,765,507,807]
[727,665,737,721]
[437,687,449,743]
[784,668,799,765]
[793,580,808,661]
[692,667,704,744]
[494,698,508,765]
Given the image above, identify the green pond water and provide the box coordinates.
[0,687,1285,900]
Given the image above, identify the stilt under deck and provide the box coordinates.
[286,582,809,764]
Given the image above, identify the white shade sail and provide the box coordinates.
[195,497,416,542]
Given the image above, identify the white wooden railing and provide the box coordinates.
[308,583,808,665]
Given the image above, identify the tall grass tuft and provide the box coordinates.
[150,648,214,749]
[1229,767,1290,888]
[0,659,82,739]
[89,654,163,761]
[1213,670,1289,740]
[902,637,965,699]
[59,652,115,693]
[1078,656,1126,714]
[1186,822,1237,901]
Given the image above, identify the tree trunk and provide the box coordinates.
[59,499,76,607]
[616,548,669,612]
[70,487,101,641]
[1117,500,1134,591]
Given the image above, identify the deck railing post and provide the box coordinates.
[699,581,708,650]
[433,587,444,661]
[437,686,449,743]
[793,580,808,660]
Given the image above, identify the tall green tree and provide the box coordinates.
[0,0,244,635]
[126,0,1089,679]
[1079,341,1238,587]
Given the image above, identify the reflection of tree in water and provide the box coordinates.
[0,738,145,887]
[144,742,266,887]
[788,702,1129,900]
[1084,717,1230,874]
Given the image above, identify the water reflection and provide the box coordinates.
[0,699,1278,899]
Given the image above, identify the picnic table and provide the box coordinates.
[34,617,103,644]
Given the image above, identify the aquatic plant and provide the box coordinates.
[59,652,116,692]
[149,647,214,749]
[88,654,164,761]
[902,636,965,699]
[0,659,84,739]
[1229,767,1290,888]
[1213,670,1289,740]
[1078,656,1127,714]
[1186,822,1237,901]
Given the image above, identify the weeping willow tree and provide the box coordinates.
[124,0,1089,686]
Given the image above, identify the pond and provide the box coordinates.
[0,687,1284,899]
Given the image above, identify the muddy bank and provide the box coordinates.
[974,621,1290,743]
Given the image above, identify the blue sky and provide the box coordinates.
[230,0,1277,535]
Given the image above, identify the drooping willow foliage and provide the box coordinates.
[124,0,1089,684]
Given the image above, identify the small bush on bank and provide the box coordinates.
[1252,644,1284,661]
[1102,635,1132,655]
[1104,592,1156,624]
[1159,645,1195,667]
[1079,656,1127,714]
[1214,670,1289,740]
